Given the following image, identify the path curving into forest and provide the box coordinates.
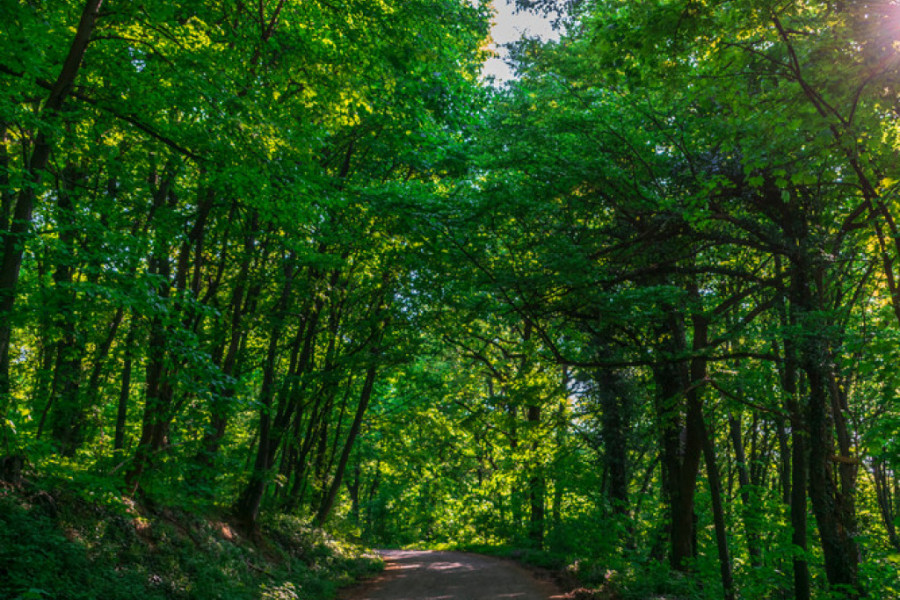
[340,550,565,600]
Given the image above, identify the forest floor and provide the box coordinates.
[0,472,382,600]
[339,549,566,600]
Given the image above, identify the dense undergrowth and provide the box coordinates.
[451,543,692,600]
[448,541,900,600]
[0,469,381,600]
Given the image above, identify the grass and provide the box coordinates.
[0,476,382,600]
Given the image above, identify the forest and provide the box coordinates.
[1,1,900,599]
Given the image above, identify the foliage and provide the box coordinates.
[0,477,381,600]
[4,1,900,599]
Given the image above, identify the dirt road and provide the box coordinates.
[340,550,564,600]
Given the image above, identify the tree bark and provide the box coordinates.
[0,122,12,407]
[651,303,703,572]
[114,322,137,452]
[46,165,87,455]
[700,411,734,600]
[598,367,630,516]
[234,259,297,525]
[786,219,859,594]
[728,412,761,566]
[315,361,378,526]
[123,165,177,494]
[872,459,900,550]
[528,402,545,549]
[84,308,125,416]
[0,0,104,396]
[688,290,734,599]
[195,215,259,472]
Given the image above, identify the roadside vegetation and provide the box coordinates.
[3,1,900,599]
[0,465,380,600]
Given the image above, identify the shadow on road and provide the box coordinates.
[340,549,565,600]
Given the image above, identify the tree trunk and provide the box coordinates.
[700,411,735,600]
[114,322,136,452]
[872,459,900,550]
[653,307,702,571]
[0,0,103,396]
[551,367,568,547]
[348,461,361,525]
[0,123,12,408]
[123,166,177,494]
[790,407,811,600]
[528,402,545,549]
[728,412,761,566]
[194,219,258,472]
[315,361,378,526]
[689,292,734,599]
[124,308,173,494]
[787,229,859,593]
[46,165,87,456]
[598,367,630,515]
[83,308,125,415]
[234,260,297,526]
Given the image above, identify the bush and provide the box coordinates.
[0,481,381,600]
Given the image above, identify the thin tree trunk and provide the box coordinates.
[790,406,811,600]
[315,361,378,526]
[700,412,735,600]
[0,122,12,408]
[689,292,734,600]
[551,367,568,545]
[786,221,859,592]
[234,259,296,526]
[599,367,630,515]
[234,323,282,525]
[728,412,761,566]
[528,402,545,549]
[114,321,137,452]
[84,308,125,408]
[871,459,900,550]
[46,165,87,456]
[195,224,256,471]
[653,306,702,571]
[124,165,177,494]
[773,254,811,600]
